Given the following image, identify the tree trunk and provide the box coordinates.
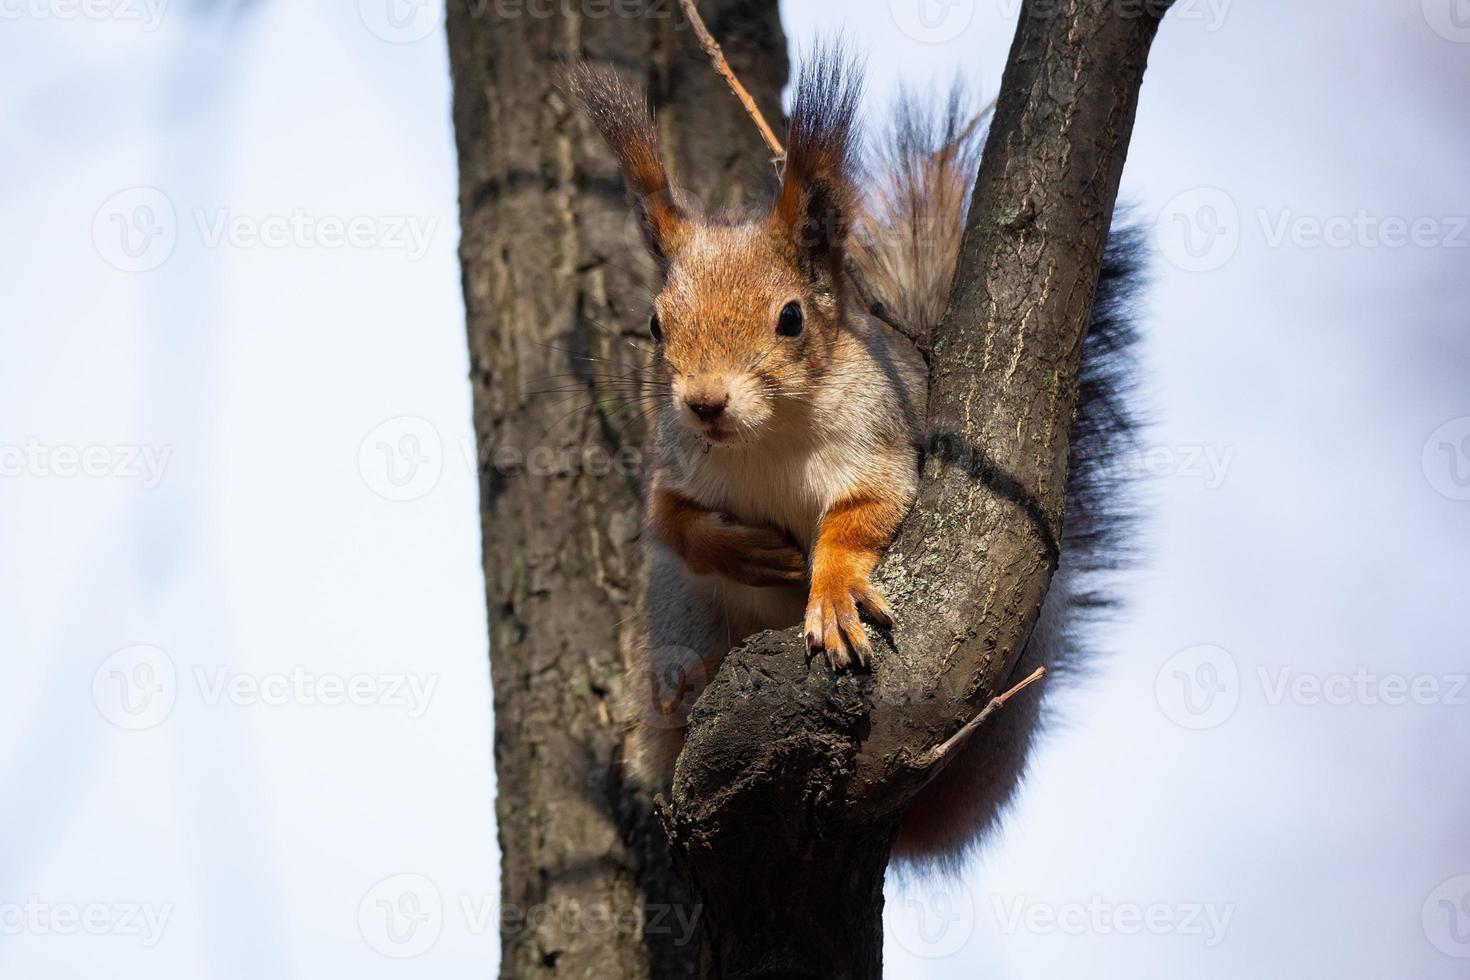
[662,2,1172,978]
[444,3,785,978]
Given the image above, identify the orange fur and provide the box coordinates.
[567,64,689,261]
[649,483,808,588]
[804,493,902,668]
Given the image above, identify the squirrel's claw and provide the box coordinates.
[852,582,894,629]
[805,576,885,671]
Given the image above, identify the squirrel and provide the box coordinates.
[570,49,1140,871]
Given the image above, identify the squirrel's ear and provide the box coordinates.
[569,64,689,264]
[770,49,863,278]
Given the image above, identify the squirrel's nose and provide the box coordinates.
[686,393,728,422]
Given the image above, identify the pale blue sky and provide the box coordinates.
[2,1,1468,977]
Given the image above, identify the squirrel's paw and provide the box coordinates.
[692,513,807,587]
[804,574,894,670]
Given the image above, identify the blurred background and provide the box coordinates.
[2,0,1468,977]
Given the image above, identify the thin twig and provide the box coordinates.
[677,0,785,167]
[920,666,1046,768]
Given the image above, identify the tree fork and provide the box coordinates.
[663,2,1172,977]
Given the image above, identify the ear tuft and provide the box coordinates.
[568,63,689,263]
[772,43,864,275]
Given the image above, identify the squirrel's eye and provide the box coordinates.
[776,301,804,337]
[649,311,663,343]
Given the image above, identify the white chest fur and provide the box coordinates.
[670,428,869,549]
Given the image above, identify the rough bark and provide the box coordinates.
[661,3,1172,978]
[445,3,785,978]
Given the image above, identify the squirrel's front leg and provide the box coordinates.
[649,483,807,588]
[805,492,903,670]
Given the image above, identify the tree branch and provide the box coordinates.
[663,2,1171,976]
[915,665,1046,771]
[678,0,786,168]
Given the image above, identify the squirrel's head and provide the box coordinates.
[570,55,862,446]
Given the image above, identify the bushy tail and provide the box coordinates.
[856,93,1146,872]
[850,88,983,339]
